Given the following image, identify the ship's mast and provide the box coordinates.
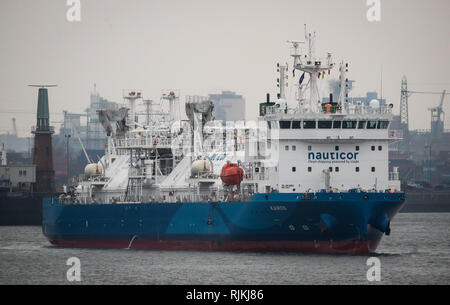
[277,63,288,100]
[289,26,334,113]
[338,62,347,114]
[287,40,304,108]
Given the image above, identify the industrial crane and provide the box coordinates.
[402,82,449,130]
[428,90,447,121]
[407,90,449,141]
[398,76,450,151]
[427,90,447,142]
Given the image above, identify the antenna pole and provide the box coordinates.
[380,65,383,102]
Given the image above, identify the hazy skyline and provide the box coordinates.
[0,0,449,137]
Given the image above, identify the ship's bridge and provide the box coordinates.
[262,104,398,142]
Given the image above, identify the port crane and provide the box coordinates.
[399,76,450,149]
[427,90,447,142]
[407,90,449,142]
[405,90,447,131]
[404,89,449,121]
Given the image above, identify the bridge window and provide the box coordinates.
[335,167,340,172]
[292,121,301,129]
[342,121,357,129]
[371,146,375,151]
[333,121,342,129]
[292,167,296,172]
[292,145,296,151]
[308,145,312,151]
[377,121,389,129]
[358,121,367,129]
[308,167,312,172]
[285,145,289,151]
[280,121,291,129]
[378,145,383,151]
[356,145,360,151]
[318,121,332,129]
[335,145,340,151]
[367,121,377,129]
[356,167,360,172]
[371,167,376,172]
[303,121,316,129]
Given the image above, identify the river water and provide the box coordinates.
[0,213,449,285]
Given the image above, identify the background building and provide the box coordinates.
[209,91,246,122]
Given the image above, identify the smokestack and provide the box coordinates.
[266,93,270,103]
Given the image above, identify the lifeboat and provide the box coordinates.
[220,162,244,185]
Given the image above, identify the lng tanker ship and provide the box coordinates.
[42,29,405,254]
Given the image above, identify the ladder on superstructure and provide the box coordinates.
[124,176,144,203]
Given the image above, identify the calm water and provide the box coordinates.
[0,213,449,285]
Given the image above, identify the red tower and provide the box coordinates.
[31,86,56,193]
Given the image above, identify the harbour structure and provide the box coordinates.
[0,87,58,225]
[30,85,56,193]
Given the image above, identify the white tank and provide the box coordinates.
[191,160,212,175]
[369,99,380,109]
[84,163,103,178]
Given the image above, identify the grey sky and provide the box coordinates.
[0,0,449,136]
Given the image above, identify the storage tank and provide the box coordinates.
[191,160,212,175]
[369,99,380,109]
[84,163,103,178]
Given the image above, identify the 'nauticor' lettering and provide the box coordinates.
[308,152,359,160]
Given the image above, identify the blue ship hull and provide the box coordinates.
[42,192,405,254]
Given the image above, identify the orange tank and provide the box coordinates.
[220,163,244,185]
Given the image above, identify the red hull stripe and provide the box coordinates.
[50,239,380,254]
